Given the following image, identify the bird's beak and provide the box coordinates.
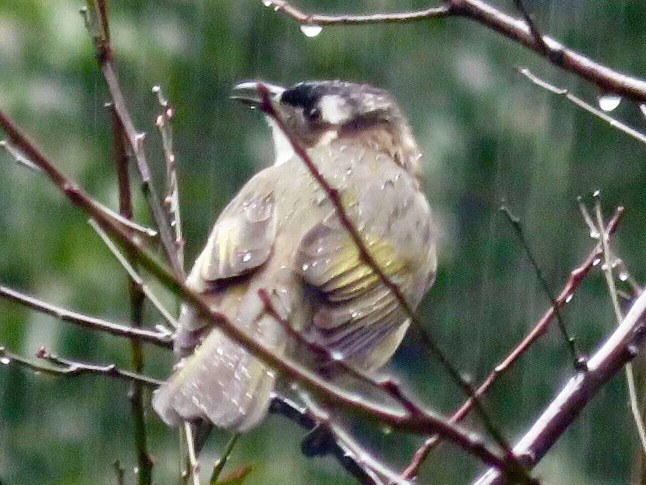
[230,81,286,110]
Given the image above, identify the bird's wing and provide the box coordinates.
[296,216,414,370]
[196,176,278,283]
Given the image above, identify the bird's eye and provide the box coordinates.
[307,108,322,122]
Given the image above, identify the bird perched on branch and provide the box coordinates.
[153,80,437,432]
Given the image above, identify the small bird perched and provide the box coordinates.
[153,80,437,432]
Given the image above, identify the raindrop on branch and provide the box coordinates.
[300,24,322,38]
[597,94,621,112]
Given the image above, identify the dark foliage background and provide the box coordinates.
[1,1,645,483]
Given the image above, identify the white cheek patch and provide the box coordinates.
[318,95,352,124]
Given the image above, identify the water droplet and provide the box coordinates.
[331,351,344,361]
[592,189,601,198]
[0,357,10,365]
[592,257,601,266]
[242,252,252,263]
[301,263,310,272]
[300,24,322,38]
[346,167,353,175]
[382,425,393,435]
[601,263,609,271]
[152,85,160,93]
[619,270,629,281]
[262,0,272,6]
[565,293,573,303]
[598,94,621,112]
[589,229,600,239]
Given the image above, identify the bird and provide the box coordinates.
[152,80,437,432]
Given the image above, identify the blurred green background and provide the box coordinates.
[1,1,645,483]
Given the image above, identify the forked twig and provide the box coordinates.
[0,346,161,387]
[0,284,172,348]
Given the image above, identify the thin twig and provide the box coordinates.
[0,108,513,476]
[500,205,584,369]
[475,287,646,484]
[89,219,179,328]
[0,284,172,348]
[403,206,624,479]
[518,68,646,146]
[267,0,646,103]
[256,84,523,474]
[268,394,384,485]
[0,346,161,387]
[511,0,550,57]
[592,196,646,455]
[183,423,201,485]
[264,0,449,24]
[109,99,154,485]
[85,0,183,278]
[210,433,239,484]
[153,85,185,271]
[298,392,410,485]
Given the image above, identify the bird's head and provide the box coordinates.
[231,80,421,175]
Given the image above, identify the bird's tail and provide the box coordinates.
[152,286,289,432]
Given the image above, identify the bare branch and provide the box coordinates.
[511,0,550,56]
[106,46,154,485]
[85,0,184,278]
[264,0,449,24]
[0,284,172,349]
[591,196,646,456]
[267,0,646,103]
[269,394,390,485]
[89,219,179,328]
[403,206,624,478]
[0,346,161,387]
[474,285,646,484]
[518,68,646,146]
[500,205,585,369]
[153,85,185,271]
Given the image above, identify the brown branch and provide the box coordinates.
[403,206,624,479]
[86,0,183,278]
[474,285,646,484]
[0,284,172,349]
[266,0,449,24]
[0,109,514,477]
[256,85,526,476]
[267,0,646,103]
[511,0,550,56]
[0,346,161,387]
[153,85,185,271]
[109,94,153,485]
